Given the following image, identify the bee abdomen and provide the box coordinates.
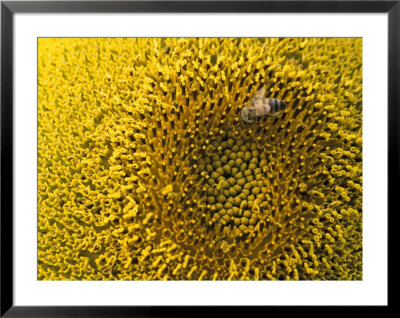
[268,98,286,113]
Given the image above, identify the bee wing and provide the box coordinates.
[249,88,266,106]
[254,87,266,98]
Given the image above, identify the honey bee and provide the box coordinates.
[241,88,287,124]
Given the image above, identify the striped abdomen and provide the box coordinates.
[267,98,287,114]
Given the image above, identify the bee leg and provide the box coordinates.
[268,112,282,118]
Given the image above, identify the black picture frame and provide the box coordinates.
[1,0,395,316]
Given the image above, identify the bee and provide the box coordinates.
[240,88,287,124]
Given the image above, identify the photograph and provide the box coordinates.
[37,37,362,281]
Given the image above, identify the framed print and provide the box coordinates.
[1,0,394,316]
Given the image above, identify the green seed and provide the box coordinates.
[224,148,232,156]
[229,152,237,160]
[237,178,246,186]
[227,177,236,186]
[223,189,230,198]
[240,145,248,152]
[215,203,224,210]
[250,143,257,151]
[233,207,241,216]
[236,139,244,146]
[211,154,219,161]
[244,169,252,177]
[207,187,214,195]
[233,184,242,192]
[248,163,257,170]
[207,196,215,204]
[242,189,250,196]
[197,164,205,172]
[252,187,261,195]
[220,141,227,150]
[246,175,254,182]
[249,218,256,225]
[227,209,233,216]
[224,202,233,209]
[223,164,231,175]
[217,175,225,183]
[227,159,235,166]
[244,151,252,162]
[211,171,220,180]
[227,197,235,204]
[252,150,259,157]
[253,167,261,175]
[234,218,241,225]
[250,157,258,164]
[239,192,247,200]
[248,200,254,208]
[213,187,219,196]
[231,167,239,175]
[216,194,226,203]
[239,162,247,171]
[220,155,228,164]
[235,158,243,167]
[261,186,269,193]
[256,193,265,201]
[248,195,255,201]
[223,214,231,222]
[227,139,235,148]
[214,213,221,221]
[243,210,252,218]
[260,152,267,159]
[232,144,240,152]
[229,187,237,196]
[255,173,263,181]
[215,167,224,176]
[219,208,227,216]
[204,156,211,164]
[221,180,230,189]
[212,161,222,168]
[233,196,241,206]
[235,172,244,179]
[259,159,268,167]
[207,178,216,186]
[257,180,264,187]
[237,151,244,159]
[206,164,214,173]
[243,183,252,190]
[241,217,249,225]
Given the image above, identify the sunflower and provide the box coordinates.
[38,37,362,280]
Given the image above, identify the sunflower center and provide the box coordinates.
[196,135,270,234]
